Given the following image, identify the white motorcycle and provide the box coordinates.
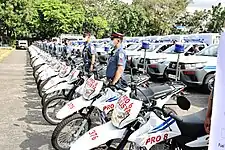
[53,78,185,150]
[67,81,187,150]
[39,61,83,103]
[70,94,208,150]
[51,74,133,150]
[41,67,84,125]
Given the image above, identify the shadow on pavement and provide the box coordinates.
[19,125,54,150]
[18,51,54,149]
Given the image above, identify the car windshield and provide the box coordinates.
[162,44,190,54]
[125,44,140,51]
[196,45,218,57]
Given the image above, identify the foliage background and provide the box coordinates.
[0,0,224,43]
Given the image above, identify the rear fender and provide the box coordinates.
[70,121,126,150]
[45,82,73,94]
[56,96,92,119]
[185,135,209,147]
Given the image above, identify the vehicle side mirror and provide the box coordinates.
[177,96,190,110]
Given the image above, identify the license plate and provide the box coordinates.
[168,74,176,80]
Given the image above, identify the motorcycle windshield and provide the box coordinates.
[111,95,143,129]
[68,69,80,83]
[83,75,103,100]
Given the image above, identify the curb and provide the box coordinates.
[0,49,14,62]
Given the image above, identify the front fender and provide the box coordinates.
[56,96,92,119]
[42,76,66,91]
[45,82,73,94]
[70,121,126,150]
[39,71,58,81]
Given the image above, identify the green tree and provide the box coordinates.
[34,0,85,38]
[133,0,189,35]
[0,0,37,42]
[172,10,210,34]
[206,3,225,33]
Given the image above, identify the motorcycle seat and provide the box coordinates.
[177,108,207,138]
[133,84,173,101]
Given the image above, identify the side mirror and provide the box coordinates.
[177,96,190,110]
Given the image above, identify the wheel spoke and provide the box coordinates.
[56,118,89,149]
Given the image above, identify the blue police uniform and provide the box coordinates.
[82,42,96,72]
[66,45,73,56]
[106,45,128,88]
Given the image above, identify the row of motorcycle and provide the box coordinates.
[28,42,209,150]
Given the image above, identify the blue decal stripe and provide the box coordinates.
[106,96,118,102]
[150,119,176,134]
[204,66,216,70]
[151,117,173,131]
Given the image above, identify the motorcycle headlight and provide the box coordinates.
[83,86,94,100]
[111,104,129,128]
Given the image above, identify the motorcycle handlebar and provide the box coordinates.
[150,107,183,122]
[107,84,127,92]
[136,77,150,86]
[169,112,183,122]
[163,108,183,122]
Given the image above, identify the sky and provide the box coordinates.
[121,0,225,12]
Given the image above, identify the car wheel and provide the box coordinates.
[204,74,215,93]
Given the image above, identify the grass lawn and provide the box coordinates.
[0,47,14,62]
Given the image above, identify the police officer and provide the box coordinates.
[106,32,128,88]
[82,32,96,72]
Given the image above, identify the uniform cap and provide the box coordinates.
[111,32,124,39]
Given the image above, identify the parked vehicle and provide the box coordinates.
[16,40,28,49]
[128,43,174,71]
[147,42,207,80]
[166,44,218,92]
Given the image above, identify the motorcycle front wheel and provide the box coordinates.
[51,114,91,150]
[42,96,68,125]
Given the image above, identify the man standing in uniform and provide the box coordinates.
[106,32,128,88]
[82,32,96,72]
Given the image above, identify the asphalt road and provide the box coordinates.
[0,49,209,150]
[0,50,54,150]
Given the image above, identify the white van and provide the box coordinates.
[17,40,28,49]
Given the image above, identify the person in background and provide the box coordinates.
[106,32,128,88]
[193,44,200,53]
[66,41,73,57]
[82,32,96,72]
[204,82,214,134]
[52,39,58,56]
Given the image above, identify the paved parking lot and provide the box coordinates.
[0,50,209,149]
